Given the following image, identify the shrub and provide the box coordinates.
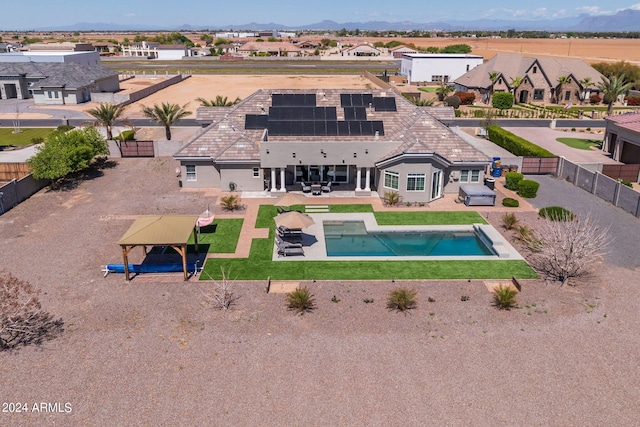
[502,197,520,208]
[116,130,135,141]
[454,109,462,117]
[219,194,241,211]
[517,179,540,198]
[387,288,417,313]
[625,95,640,106]
[56,125,75,132]
[492,285,518,310]
[492,92,514,110]
[539,206,575,221]
[502,213,519,230]
[473,109,485,118]
[383,191,403,206]
[619,179,633,188]
[589,94,602,104]
[30,136,44,144]
[504,172,524,190]
[487,126,555,157]
[454,91,476,105]
[444,95,461,109]
[286,286,315,315]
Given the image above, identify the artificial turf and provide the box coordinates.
[556,137,602,150]
[0,128,55,147]
[188,219,243,253]
[199,205,536,281]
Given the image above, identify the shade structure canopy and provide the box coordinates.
[117,215,200,281]
[274,211,315,229]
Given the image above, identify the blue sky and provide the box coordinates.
[4,0,640,29]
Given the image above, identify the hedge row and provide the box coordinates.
[487,126,555,157]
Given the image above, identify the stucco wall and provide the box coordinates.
[180,160,220,188]
[220,164,263,192]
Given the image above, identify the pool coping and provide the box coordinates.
[272,213,524,261]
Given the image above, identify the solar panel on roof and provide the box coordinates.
[338,121,350,136]
[363,94,374,106]
[372,121,385,136]
[340,94,351,107]
[326,121,338,136]
[355,107,367,121]
[344,107,355,121]
[360,121,373,135]
[302,121,315,135]
[314,121,326,136]
[245,114,269,129]
[326,108,337,120]
[373,97,397,112]
[349,121,362,136]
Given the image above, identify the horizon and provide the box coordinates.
[4,0,640,31]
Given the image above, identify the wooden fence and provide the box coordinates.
[0,162,31,182]
[520,157,560,174]
[602,164,640,182]
[119,141,155,157]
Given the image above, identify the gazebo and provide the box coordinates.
[117,215,200,281]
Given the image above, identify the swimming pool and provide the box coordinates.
[323,221,494,257]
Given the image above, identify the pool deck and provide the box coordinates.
[203,177,534,261]
[271,213,524,261]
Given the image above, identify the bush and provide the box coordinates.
[286,286,315,315]
[387,288,417,313]
[539,206,575,221]
[492,92,514,110]
[504,172,524,190]
[383,191,403,206]
[30,137,44,144]
[517,179,540,198]
[444,95,461,109]
[589,94,602,104]
[502,212,519,230]
[219,194,241,211]
[454,91,476,105]
[492,285,518,310]
[56,125,75,132]
[454,109,461,117]
[473,109,485,118]
[502,197,520,208]
[619,179,633,188]
[625,95,640,106]
[487,126,555,157]
[116,130,135,141]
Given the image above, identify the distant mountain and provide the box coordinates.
[575,9,640,32]
[25,8,640,32]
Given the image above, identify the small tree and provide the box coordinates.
[140,102,192,140]
[597,74,634,115]
[556,76,571,104]
[523,214,609,286]
[1,271,64,350]
[202,268,238,310]
[436,82,454,101]
[488,71,500,103]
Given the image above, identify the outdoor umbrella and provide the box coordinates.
[275,192,308,207]
[274,211,315,229]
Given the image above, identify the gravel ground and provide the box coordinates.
[1,158,639,426]
[525,175,640,270]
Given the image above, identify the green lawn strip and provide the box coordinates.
[418,87,438,93]
[555,137,602,150]
[201,258,537,281]
[374,210,487,225]
[187,218,243,253]
[0,128,55,146]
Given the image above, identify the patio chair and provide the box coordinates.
[275,235,304,257]
[321,181,332,193]
[277,206,302,214]
[277,225,303,242]
[300,181,312,193]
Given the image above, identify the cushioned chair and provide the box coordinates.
[321,181,332,193]
[275,235,304,257]
[277,225,303,242]
[300,181,311,193]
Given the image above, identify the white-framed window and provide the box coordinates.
[252,167,260,178]
[406,173,425,191]
[460,169,480,183]
[384,170,399,190]
[185,165,196,181]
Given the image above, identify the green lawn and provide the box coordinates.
[199,206,535,281]
[418,87,438,93]
[188,219,243,253]
[556,137,602,150]
[0,128,55,147]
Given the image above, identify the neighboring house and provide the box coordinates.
[0,43,22,53]
[121,41,193,59]
[602,112,640,165]
[237,42,302,57]
[94,42,119,55]
[454,53,604,104]
[340,44,382,57]
[401,54,484,84]
[0,51,100,66]
[390,45,418,58]
[0,62,119,104]
[174,89,490,203]
[27,42,95,52]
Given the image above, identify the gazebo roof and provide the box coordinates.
[118,215,199,246]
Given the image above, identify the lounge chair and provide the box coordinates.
[277,206,302,214]
[300,181,311,193]
[275,235,304,257]
[277,225,303,242]
[321,181,332,193]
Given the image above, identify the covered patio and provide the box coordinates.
[117,215,200,281]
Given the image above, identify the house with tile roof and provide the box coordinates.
[0,62,119,104]
[602,112,640,166]
[340,44,382,57]
[174,89,491,202]
[390,45,418,58]
[237,42,302,57]
[454,53,605,105]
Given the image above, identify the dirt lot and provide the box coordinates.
[1,157,639,425]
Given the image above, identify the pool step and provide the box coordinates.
[305,205,329,213]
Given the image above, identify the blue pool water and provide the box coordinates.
[323,221,493,257]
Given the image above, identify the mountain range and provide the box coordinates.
[32,9,640,33]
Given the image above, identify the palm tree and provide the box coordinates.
[435,82,454,101]
[556,76,571,104]
[86,103,126,140]
[140,102,192,140]
[197,95,241,106]
[597,74,633,115]
[509,76,524,102]
[488,71,500,103]
[579,77,593,104]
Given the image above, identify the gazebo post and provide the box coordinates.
[182,244,188,281]
[193,226,199,253]
[122,246,131,281]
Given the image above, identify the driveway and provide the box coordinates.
[0,99,91,120]
[526,175,640,270]
[504,127,618,164]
